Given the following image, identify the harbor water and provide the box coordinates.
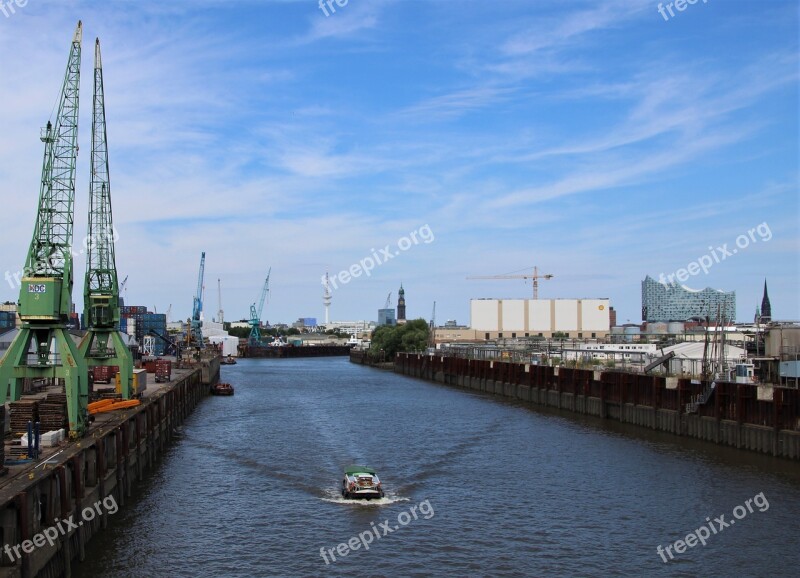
[74,357,800,577]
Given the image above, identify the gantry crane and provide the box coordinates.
[249,268,271,346]
[189,252,205,348]
[78,38,134,399]
[0,22,89,437]
[467,266,554,299]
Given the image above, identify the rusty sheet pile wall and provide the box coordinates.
[395,353,800,460]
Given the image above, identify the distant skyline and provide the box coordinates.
[0,0,797,326]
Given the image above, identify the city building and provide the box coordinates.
[470,298,611,340]
[293,318,318,330]
[378,308,396,326]
[319,320,375,336]
[641,275,736,322]
[396,284,406,325]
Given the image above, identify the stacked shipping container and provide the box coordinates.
[0,311,16,331]
[119,306,168,356]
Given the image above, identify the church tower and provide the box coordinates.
[397,284,406,325]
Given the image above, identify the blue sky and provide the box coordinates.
[0,0,797,326]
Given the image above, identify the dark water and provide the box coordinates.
[75,357,800,577]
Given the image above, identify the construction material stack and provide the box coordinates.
[8,400,39,439]
[39,393,68,433]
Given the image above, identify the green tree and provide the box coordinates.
[369,319,429,361]
[228,326,251,339]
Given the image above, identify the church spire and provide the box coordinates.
[760,279,772,323]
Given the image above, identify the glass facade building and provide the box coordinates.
[641,276,736,322]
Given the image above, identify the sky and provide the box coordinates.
[0,0,797,326]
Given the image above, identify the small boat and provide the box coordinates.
[341,465,384,500]
[220,356,237,365]
[211,382,235,396]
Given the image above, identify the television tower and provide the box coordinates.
[323,272,331,325]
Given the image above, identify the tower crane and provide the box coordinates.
[249,268,271,346]
[0,22,89,437]
[384,292,392,309]
[78,38,134,399]
[467,266,554,299]
[189,252,205,348]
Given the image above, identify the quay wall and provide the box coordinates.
[393,353,800,461]
[0,364,212,578]
[243,345,351,358]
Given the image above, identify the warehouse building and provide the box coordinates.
[468,298,611,340]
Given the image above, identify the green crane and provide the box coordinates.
[78,38,134,399]
[0,22,89,437]
[249,268,271,346]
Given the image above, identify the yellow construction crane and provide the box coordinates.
[467,266,554,299]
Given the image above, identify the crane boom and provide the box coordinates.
[258,268,271,319]
[0,21,90,437]
[467,266,554,299]
[78,37,134,399]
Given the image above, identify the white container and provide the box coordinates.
[21,429,64,448]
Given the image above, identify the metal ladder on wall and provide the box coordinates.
[685,381,716,414]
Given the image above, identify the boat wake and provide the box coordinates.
[319,488,409,506]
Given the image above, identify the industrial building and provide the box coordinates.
[641,275,736,322]
[469,298,611,340]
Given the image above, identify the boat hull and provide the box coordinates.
[342,489,384,500]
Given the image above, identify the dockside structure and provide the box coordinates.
[0,356,219,578]
[387,352,800,460]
